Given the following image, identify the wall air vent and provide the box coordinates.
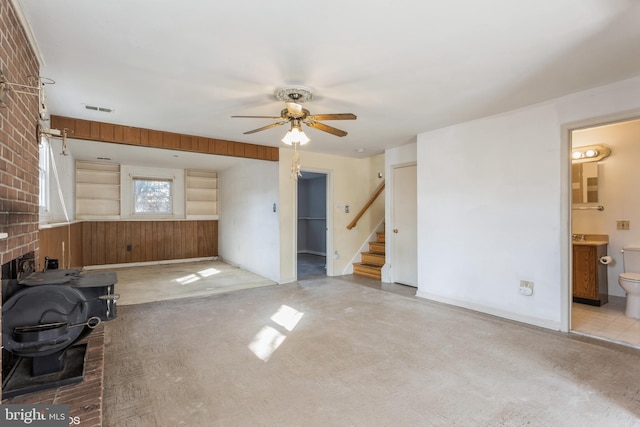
[84,104,113,113]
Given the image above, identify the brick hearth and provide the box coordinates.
[2,325,106,427]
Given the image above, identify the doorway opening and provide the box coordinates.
[297,172,328,280]
[569,116,640,349]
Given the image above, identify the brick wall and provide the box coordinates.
[0,0,41,268]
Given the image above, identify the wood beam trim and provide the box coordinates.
[51,115,279,162]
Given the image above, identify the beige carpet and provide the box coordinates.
[89,260,277,305]
[103,276,640,426]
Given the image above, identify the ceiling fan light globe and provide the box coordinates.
[298,130,310,145]
[281,131,294,145]
[282,127,310,145]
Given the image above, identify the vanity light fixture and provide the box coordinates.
[571,144,611,163]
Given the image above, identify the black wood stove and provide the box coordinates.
[2,268,118,398]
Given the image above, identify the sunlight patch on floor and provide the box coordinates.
[198,267,220,277]
[249,305,304,361]
[271,305,304,332]
[175,268,221,285]
[175,273,200,285]
[249,326,286,362]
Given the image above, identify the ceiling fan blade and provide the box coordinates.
[309,113,357,121]
[232,115,283,119]
[243,121,288,134]
[306,121,348,137]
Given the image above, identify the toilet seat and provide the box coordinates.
[619,272,640,282]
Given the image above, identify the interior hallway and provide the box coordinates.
[103,275,640,426]
[297,253,326,280]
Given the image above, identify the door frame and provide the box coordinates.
[294,168,333,279]
[562,109,640,333]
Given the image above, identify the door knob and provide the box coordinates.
[393,229,398,233]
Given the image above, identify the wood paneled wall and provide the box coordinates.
[39,222,83,269]
[39,220,218,268]
[50,115,279,161]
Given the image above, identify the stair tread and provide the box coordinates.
[353,262,382,280]
[355,262,382,267]
[369,242,385,254]
[353,233,385,280]
[361,252,385,267]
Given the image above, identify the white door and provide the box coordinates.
[392,164,417,286]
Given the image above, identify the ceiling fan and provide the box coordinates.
[231,86,356,139]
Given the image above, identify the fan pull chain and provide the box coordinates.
[290,143,302,181]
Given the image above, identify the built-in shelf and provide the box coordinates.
[76,161,121,219]
[185,169,218,218]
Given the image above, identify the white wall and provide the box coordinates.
[416,75,640,331]
[218,159,280,282]
[279,149,385,283]
[572,119,640,297]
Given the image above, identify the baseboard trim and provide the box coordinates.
[83,256,217,270]
[415,291,562,331]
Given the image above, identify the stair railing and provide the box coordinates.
[346,181,385,230]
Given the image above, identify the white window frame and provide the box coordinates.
[131,176,174,216]
[39,135,50,215]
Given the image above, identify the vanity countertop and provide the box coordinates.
[572,240,608,246]
[572,234,608,246]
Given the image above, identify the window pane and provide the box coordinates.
[133,179,172,214]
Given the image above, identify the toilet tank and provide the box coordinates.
[622,245,640,272]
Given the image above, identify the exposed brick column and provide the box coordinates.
[0,0,41,267]
[1,0,42,401]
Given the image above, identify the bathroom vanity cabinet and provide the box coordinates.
[572,242,609,306]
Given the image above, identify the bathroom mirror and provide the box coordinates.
[572,162,599,203]
[571,144,610,204]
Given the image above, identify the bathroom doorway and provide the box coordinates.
[296,172,328,280]
[569,117,640,348]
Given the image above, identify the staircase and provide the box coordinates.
[353,230,385,280]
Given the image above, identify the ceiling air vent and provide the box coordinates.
[84,104,113,113]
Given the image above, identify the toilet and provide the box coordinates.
[618,245,640,319]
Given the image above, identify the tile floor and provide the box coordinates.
[572,297,640,349]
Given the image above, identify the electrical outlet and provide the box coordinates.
[519,280,534,296]
[617,220,630,230]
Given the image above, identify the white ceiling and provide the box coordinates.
[17,0,640,165]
